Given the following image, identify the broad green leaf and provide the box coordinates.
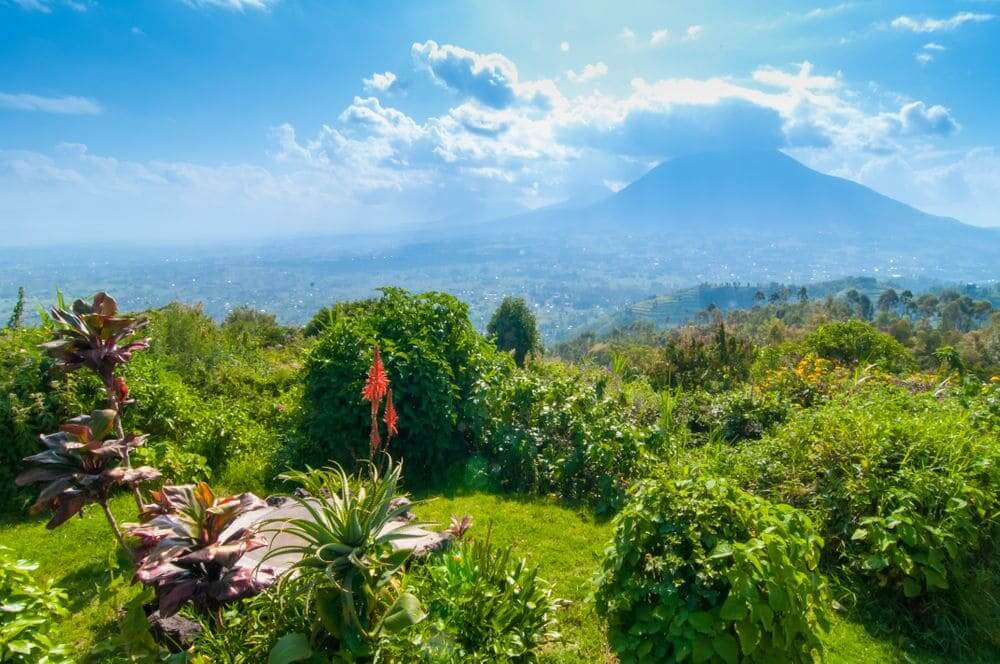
[268,632,313,664]
[380,592,426,633]
[713,633,739,664]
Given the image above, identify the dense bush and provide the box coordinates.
[803,320,914,373]
[727,384,1000,606]
[0,546,70,663]
[300,288,508,479]
[481,361,658,514]
[680,387,791,443]
[594,474,829,663]
[0,328,98,513]
[487,296,541,368]
[388,538,561,663]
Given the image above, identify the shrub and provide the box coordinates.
[0,327,98,513]
[728,385,1000,606]
[300,288,508,479]
[803,320,914,373]
[482,361,657,515]
[0,546,71,663]
[487,296,541,368]
[387,537,561,663]
[680,388,790,443]
[593,474,829,664]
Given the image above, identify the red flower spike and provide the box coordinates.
[383,389,398,440]
[361,345,389,404]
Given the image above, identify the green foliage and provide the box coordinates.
[487,296,541,368]
[386,536,562,663]
[727,385,1000,609]
[263,458,427,659]
[0,545,71,663]
[680,388,791,443]
[222,306,295,348]
[803,320,914,373]
[482,361,658,515]
[301,288,508,479]
[593,474,830,663]
[6,287,25,330]
[0,327,99,513]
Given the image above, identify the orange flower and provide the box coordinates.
[361,345,389,404]
[383,388,398,440]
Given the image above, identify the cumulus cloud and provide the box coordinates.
[0,92,102,114]
[566,62,608,83]
[620,27,637,45]
[412,40,520,109]
[560,41,570,52]
[915,52,933,65]
[362,71,397,93]
[923,42,946,51]
[886,101,960,136]
[411,40,560,111]
[685,25,704,40]
[890,12,993,33]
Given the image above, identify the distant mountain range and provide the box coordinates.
[486,150,998,282]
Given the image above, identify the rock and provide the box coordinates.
[266,495,290,507]
[410,531,453,558]
[388,496,415,522]
[148,610,202,647]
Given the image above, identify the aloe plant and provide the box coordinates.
[15,409,160,554]
[128,482,275,620]
[263,457,427,657]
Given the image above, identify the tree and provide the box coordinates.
[753,290,766,305]
[487,296,541,367]
[797,286,809,303]
[877,288,899,314]
[6,287,24,330]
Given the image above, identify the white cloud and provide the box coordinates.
[0,92,102,114]
[181,0,277,10]
[411,40,560,111]
[8,0,88,11]
[923,42,946,51]
[362,71,397,93]
[804,3,854,20]
[890,12,993,33]
[560,41,570,52]
[685,25,704,41]
[888,101,960,136]
[566,62,608,83]
[650,29,669,46]
[915,52,933,65]
[620,27,637,45]
[131,26,146,36]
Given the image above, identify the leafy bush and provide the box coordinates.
[803,320,914,373]
[300,288,508,479]
[0,546,70,663]
[728,385,1000,605]
[487,296,541,368]
[387,537,562,663]
[0,327,98,513]
[594,474,830,663]
[680,388,790,443]
[482,361,657,514]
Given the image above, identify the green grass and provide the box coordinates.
[0,489,980,663]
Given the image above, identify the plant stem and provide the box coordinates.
[100,500,134,562]
[105,373,145,511]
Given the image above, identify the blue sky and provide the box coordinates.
[1,0,998,244]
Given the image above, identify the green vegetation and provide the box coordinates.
[0,545,70,663]
[487,296,542,367]
[1,284,999,662]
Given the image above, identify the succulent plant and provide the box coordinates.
[40,292,149,384]
[128,482,275,619]
[15,409,160,551]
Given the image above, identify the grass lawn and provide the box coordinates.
[0,489,980,663]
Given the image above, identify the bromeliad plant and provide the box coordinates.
[14,409,160,555]
[127,482,276,621]
[263,457,427,658]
